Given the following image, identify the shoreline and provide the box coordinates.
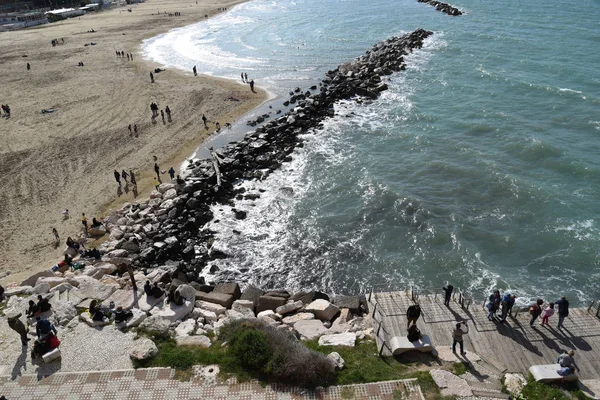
[0,0,267,286]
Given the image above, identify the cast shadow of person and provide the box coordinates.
[132,185,138,198]
[124,182,129,194]
[556,326,592,351]
[32,353,62,381]
[11,347,28,380]
[117,185,123,197]
[495,318,543,356]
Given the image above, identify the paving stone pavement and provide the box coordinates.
[0,367,424,400]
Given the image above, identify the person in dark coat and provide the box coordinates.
[151,283,164,298]
[487,290,501,321]
[35,316,57,340]
[8,314,30,346]
[406,304,421,328]
[407,324,422,342]
[529,298,544,326]
[114,169,121,186]
[144,281,153,296]
[556,296,569,329]
[442,283,453,306]
[37,295,52,313]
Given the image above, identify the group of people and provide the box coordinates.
[240,73,255,93]
[1,104,11,118]
[486,290,570,328]
[113,169,136,187]
[116,50,133,60]
[7,296,61,359]
[88,299,133,324]
[127,124,139,136]
[150,102,171,124]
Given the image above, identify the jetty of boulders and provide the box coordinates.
[2,29,434,364]
[87,29,434,284]
[417,0,462,16]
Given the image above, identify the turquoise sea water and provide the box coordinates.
[143,0,600,304]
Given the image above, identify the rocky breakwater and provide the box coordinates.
[94,29,433,282]
[417,0,462,16]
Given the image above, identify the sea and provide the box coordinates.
[142,0,600,305]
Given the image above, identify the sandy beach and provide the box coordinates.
[0,0,266,285]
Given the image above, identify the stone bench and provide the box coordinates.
[390,335,433,355]
[529,364,578,383]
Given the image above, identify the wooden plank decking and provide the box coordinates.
[369,291,600,380]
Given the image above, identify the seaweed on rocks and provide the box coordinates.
[102,29,434,283]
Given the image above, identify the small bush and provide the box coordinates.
[219,319,335,388]
[228,329,272,371]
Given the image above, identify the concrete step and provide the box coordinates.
[470,389,509,399]
[467,380,502,391]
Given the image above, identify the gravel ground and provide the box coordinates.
[0,315,137,379]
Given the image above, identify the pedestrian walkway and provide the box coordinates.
[370,291,600,379]
[0,367,424,400]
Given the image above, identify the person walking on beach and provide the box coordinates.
[241,72,245,83]
[193,65,197,76]
[27,62,31,71]
[202,114,208,128]
[134,124,138,136]
[7,314,30,346]
[127,54,130,61]
[130,170,136,185]
[153,176,160,190]
[215,122,221,132]
[249,79,255,93]
[442,283,453,306]
[556,296,569,329]
[161,109,165,124]
[81,213,88,231]
[128,124,132,135]
[244,72,248,82]
[121,169,129,183]
[130,53,133,61]
[154,162,160,179]
[165,106,171,122]
[52,228,59,243]
[529,298,544,326]
[452,321,468,355]
[168,167,175,181]
[406,304,421,328]
[150,72,154,83]
[541,302,555,326]
[113,170,121,186]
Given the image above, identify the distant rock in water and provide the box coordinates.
[417,0,462,16]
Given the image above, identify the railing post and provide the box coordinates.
[377,321,382,337]
[368,287,373,303]
[372,302,378,318]
[596,302,600,318]
[587,301,594,313]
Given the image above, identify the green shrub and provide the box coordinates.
[228,329,272,371]
[219,319,336,388]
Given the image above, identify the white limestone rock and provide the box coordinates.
[175,319,197,337]
[430,370,473,398]
[102,289,141,310]
[36,277,67,289]
[34,282,51,294]
[327,352,346,370]
[151,300,194,322]
[195,300,227,316]
[177,284,197,302]
[50,282,74,294]
[126,308,148,328]
[305,299,340,321]
[163,189,177,200]
[282,312,314,325]
[257,310,281,321]
[294,319,329,340]
[4,286,34,297]
[139,315,171,337]
[52,301,78,326]
[195,308,218,322]
[130,338,158,361]
[232,300,255,313]
[504,373,527,395]
[138,293,164,312]
[318,333,356,347]
[276,300,303,316]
